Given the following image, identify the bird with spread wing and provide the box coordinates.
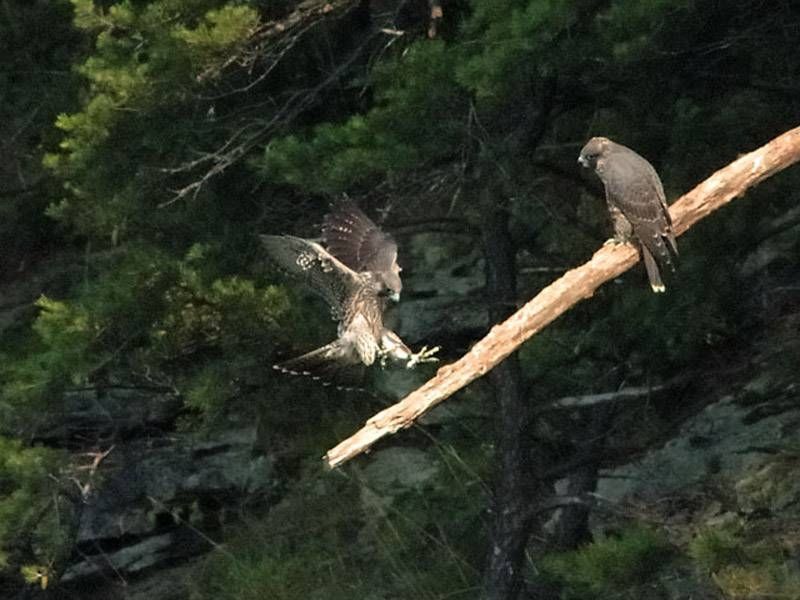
[261,201,438,384]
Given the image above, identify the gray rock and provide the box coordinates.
[58,422,274,590]
[361,446,440,495]
[36,386,183,442]
[597,395,800,502]
[76,426,274,545]
[359,447,441,521]
[62,533,176,581]
[389,232,486,344]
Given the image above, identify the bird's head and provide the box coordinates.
[578,136,611,171]
[382,263,402,303]
[365,272,401,302]
[379,276,401,303]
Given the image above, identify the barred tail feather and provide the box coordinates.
[273,341,364,388]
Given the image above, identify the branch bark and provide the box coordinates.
[324,125,800,469]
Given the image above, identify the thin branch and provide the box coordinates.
[324,125,800,468]
[197,0,358,86]
[161,28,377,206]
[540,384,666,412]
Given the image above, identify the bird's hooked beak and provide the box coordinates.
[389,291,401,303]
[577,154,589,168]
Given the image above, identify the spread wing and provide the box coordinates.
[260,234,361,320]
[322,200,400,284]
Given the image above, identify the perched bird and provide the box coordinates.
[578,136,678,292]
[261,203,437,384]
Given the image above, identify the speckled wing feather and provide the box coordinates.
[260,234,360,320]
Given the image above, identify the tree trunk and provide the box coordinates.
[481,194,534,600]
[547,407,611,550]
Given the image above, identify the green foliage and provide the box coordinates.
[1,244,291,427]
[261,40,466,194]
[154,244,292,359]
[539,526,674,598]
[711,562,800,600]
[1,296,100,419]
[456,0,571,100]
[175,5,260,66]
[689,523,745,574]
[689,520,800,599]
[0,437,66,575]
[191,446,486,600]
[182,363,234,417]
[46,0,266,239]
[3,0,800,596]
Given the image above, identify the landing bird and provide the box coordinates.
[261,204,437,383]
[578,136,678,292]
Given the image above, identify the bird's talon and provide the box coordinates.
[406,345,440,369]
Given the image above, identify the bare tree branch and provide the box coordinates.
[324,125,800,469]
[541,385,666,411]
[159,0,366,205]
[197,0,358,86]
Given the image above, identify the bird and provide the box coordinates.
[261,203,437,384]
[578,136,678,292]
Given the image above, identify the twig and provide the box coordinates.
[324,125,800,468]
[541,385,666,411]
[161,27,377,206]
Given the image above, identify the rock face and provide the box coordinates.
[66,426,273,561]
[596,394,800,503]
[389,232,486,346]
[38,386,275,598]
[590,375,800,599]
[36,386,183,444]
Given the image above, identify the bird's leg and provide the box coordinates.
[603,235,628,246]
[379,329,440,368]
[378,346,391,368]
[405,345,440,369]
[604,205,634,246]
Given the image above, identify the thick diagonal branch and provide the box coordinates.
[325,125,800,469]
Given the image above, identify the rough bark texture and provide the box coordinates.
[481,201,534,600]
[324,125,800,469]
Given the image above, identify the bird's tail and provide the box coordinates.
[273,341,364,388]
[642,245,666,293]
[640,228,678,293]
